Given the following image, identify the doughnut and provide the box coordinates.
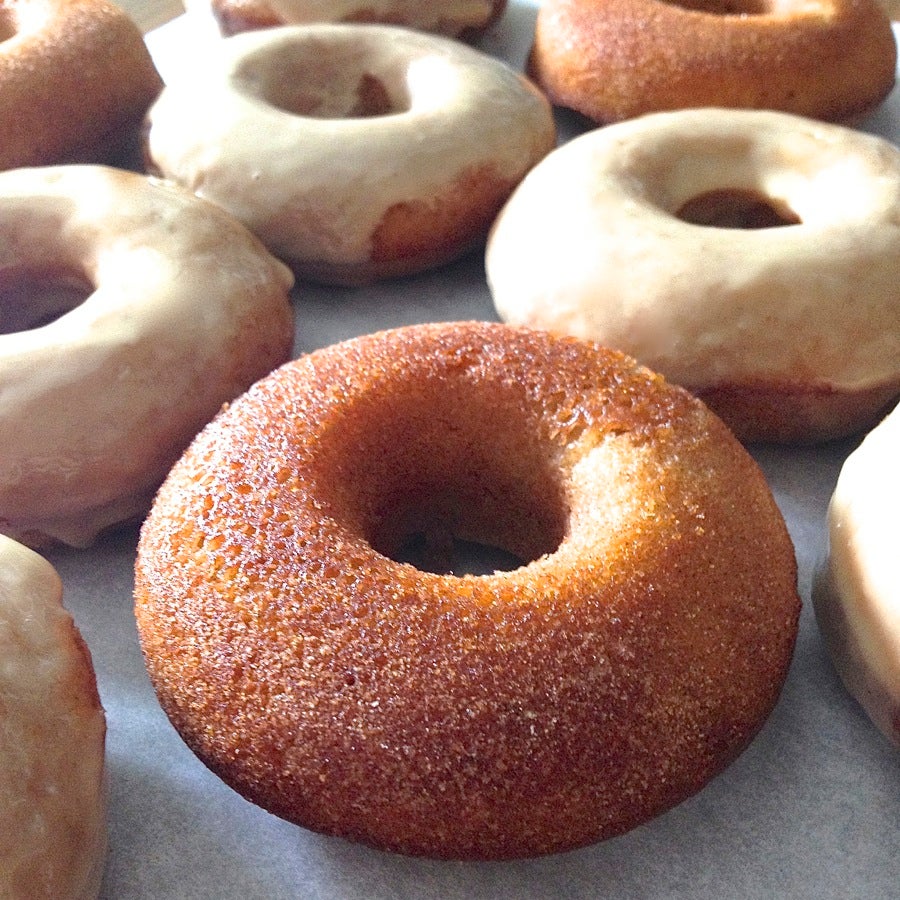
[0,164,294,548]
[143,24,556,285]
[0,534,106,898]
[134,321,801,859]
[486,108,900,445]
[0,0,163,170]
[193,0,508,39]
[528,0,897,124]
[814,403,900,747]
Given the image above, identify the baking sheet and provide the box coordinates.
[49,5,900,898]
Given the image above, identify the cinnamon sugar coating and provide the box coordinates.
[0,0,162,169]
[135,322,800,859]
[528,0,897,123]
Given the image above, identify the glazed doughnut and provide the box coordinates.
[528,0,897,124]
[814,403,900,748]
[0,0,163,170]
[0,165,294,548]
[0,534,106,899]
[144,24,556,285]
[486,108,900,445]
[193,0,508,39]
[134,321,800,859]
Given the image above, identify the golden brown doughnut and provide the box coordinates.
[0,534,106,899]
[0,0,163,170]
[528,0,897,124]
[134,321,801,859]
[192,0,508,39]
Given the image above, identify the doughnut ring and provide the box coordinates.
[135,321,800,859]
[814,402,900,748]
[528,0,897,123]
[195,0,508,39]
[487,108,900,444]
[0,165,294,547]
[0,0,162,169]
[144,24,556,285]
[0,534,106,898]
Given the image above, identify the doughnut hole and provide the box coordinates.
[312,374,569,576]
[630,131,808,230]
[676,188,802,228]
[0,8,15,41]
[0,0,50,40]
[234,37,413,118]
[0,266,94,334]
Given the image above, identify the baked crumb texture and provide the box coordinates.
[135,322,800,860]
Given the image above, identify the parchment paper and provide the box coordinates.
[46,7,900,898]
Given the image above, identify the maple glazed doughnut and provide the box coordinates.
[814,403,900,747]
[528,0,897,124]
[0,0,163,170]
[486,108,900,444]
[0,535,106,899]
[144,23,556,285]
[134,321,801,859]
[195,0,508,39]
[0,165,294,548]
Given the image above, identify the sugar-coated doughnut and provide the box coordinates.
[487,108,900,445]
[134,321,800,860]
[814,403,900,748]
[0,0,163,170]
[0,534,106,899]
[0,165,294,548]
[144,24,556,285]
[194,0,508,39]
[528,0,897,124]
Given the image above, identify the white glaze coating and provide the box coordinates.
[815,404,900,747]
[0,165,294,547]
[487,108,900,394]
[195,0,499,35]
[0,535,106,898]
[263,0,492,32]
[145,23,556,282]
